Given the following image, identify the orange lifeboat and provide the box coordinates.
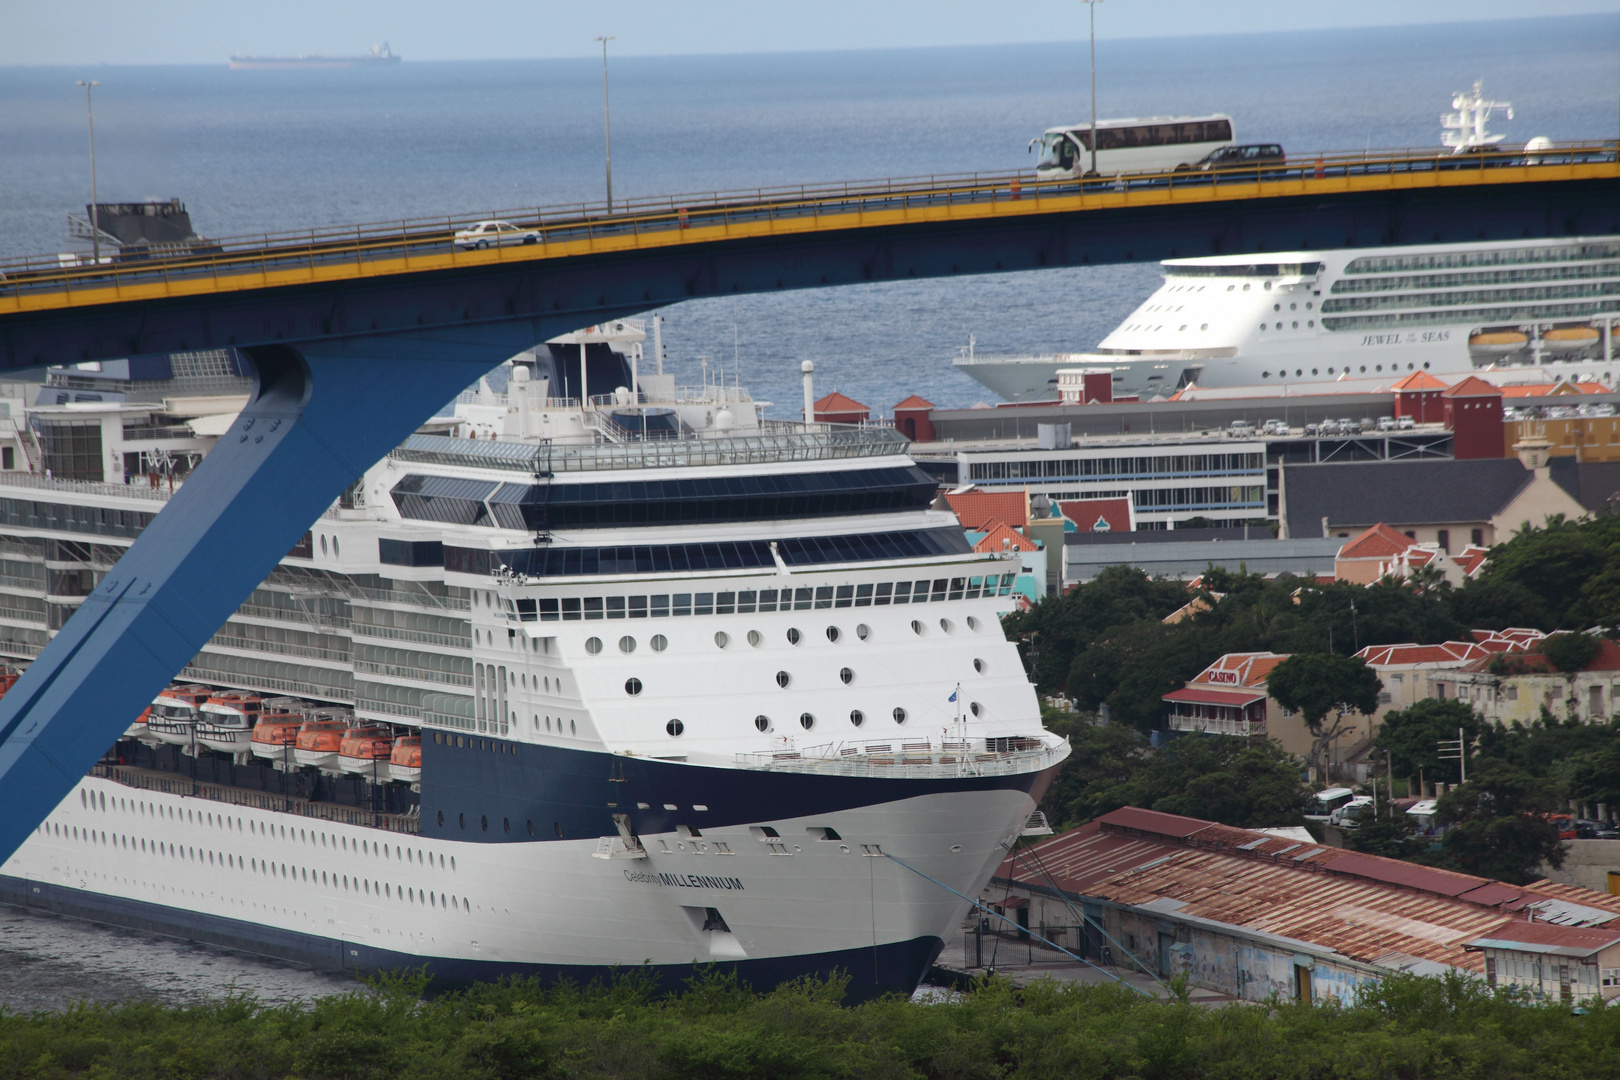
[1468,330,1528,355]
[197,691,264,754]
[147,684,214,746]
[251,702,306,764]
[294,714,349,771]
[1544,326,1600,351]
[0,668,20,700]
[339,725,395,776]
[388,735,421,783]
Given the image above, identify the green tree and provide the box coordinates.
[1435,760,1565,883]
[1091,733,1313,828]
[1374,699,1482,787]
[1448,511,1620,630]
[1345,800,1425,861]
[1267,652,1383,772]
[1034,714,1151,831]
[1539,631,1601,673]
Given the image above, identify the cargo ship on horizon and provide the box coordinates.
[229,43,400,70]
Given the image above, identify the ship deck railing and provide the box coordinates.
[733,736,1068,778]
[388,425,911,474]
[0,470,177,503]
[92,763,419,834]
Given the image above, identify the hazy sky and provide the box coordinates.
[5,0,1617,66]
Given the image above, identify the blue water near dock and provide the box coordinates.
[0,14,1615,1012]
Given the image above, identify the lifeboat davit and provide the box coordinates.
[1468,330,1528,355]
[294,712,350,771]
[388,735,421,783]
[1543,327,1600,351]
[251,702,305,764]
[146,684,213,746]
[338,725,394,776]
[196,691,264,753]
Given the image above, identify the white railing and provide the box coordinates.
[1166,712,1267,737]
[733,736,1069,779]
[0,470,176,502]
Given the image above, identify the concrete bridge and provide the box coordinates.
[0,143,1616,860]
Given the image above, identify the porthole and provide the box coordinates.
[966,616,979,631]
[625,677,643,696]
[459,813,466,829]
[786,628,802,645]
[333,538,340,557]
[651,634,667,652]
[839,667,854,685]
[527,820,534,836]
[939,618,953,634]
[503,817,510,834]
[856,624,870,641]
[825,626,840,643]
[775,671,791,689]
[747,630,763,647]
[570,719,576,735]
[319,535,327,555]
[892,707,908,724]
[970,702,982,717]
[619,635,636,654]
[850,709,865,727]
[973,658,985,674]
[911,620,925,636]
[437,811,444,827]
[481,816,488,832]
[799,713,815,730]
[585,637,603,655]
[714,631,730,649]
[754,714,772,733]
[666,719,685,737]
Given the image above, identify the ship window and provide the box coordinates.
[826,626,840,643]
[606,596,626,619]
[856,623,871,640]
[800,713,815,730]
[835,584,854,608]
[666,719,684,737]
[716,591,736,614]
[584,597,604,620]
[970,702,982,717]
[911,620,925,636]
[974,658,985,673]
[787,628,802,645]
[625,678,642,696]
[855,583,873,606]
[619,635,636,654]
[714,631,729,649]
[651,634,668,652]
[585,637,603,654]
[814,586,833,609]
[628,595,648,618]
[795,587,813,611]
[651,594,670,618]
[840,667,854,684]
[747,630,763,647]
[893,707,908,724]
[673,593,692,617]
[939,619,954,634]
[755,714,772,732]
[570,719,576,734]
[850,710,865,727]
[737,590,758,613]
[966,616,980,631]
[776,671,791,688]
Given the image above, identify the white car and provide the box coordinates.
[453,220,540,250]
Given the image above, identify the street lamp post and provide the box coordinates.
[594,36,615,212]
[1082,1,1101,176]
[75,80,101,265]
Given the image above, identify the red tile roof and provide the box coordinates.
[945,489,1028,530]
[972,519,1039,554]
[1497,381,1608,398]
[1442,375,1504,398]
[1163,686,1268,707]
[1188,651,1287,689]
[891,394,935,410]
[1336,523,1416,560]
[1392,371,1449,392]
[812,390,870,415]
[1057,497,1132,533]
[1460,635,1620,674]
[1356,642,1491,666]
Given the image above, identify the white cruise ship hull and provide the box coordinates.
[1,761,1057,993]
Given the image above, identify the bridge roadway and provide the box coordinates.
[0,143,1618,867]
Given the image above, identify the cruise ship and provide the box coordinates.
[955,236,1620,402]
[0,324,1065,994]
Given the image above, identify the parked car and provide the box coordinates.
[1377,416,1397,431]
[453,220,541,250]
[1396,415,1416,430]
[1329,795,1375,828]
[1227,420,1256,438]
[1261,419,1290,436]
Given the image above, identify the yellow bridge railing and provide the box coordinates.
[3,141,1616,313]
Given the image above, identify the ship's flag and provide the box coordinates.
[948,689,958,702]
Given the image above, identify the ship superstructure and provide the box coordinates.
[0,323,1064,994]
[954,236,1620,402]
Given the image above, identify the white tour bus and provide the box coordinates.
[1031,115,1234,178]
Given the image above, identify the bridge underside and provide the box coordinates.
[0,175,1617,864]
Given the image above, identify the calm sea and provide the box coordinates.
[0,16,1616,1009]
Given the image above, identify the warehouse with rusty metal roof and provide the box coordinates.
[983,807,1620,1004]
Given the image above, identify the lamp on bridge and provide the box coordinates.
[1081,0,1102,177]
[595,35,615,212]
[74,80,101,266]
